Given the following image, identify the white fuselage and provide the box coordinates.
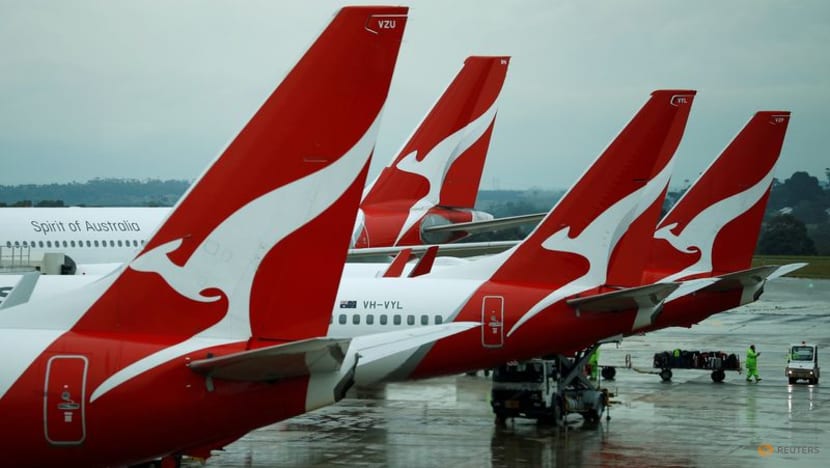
[0,269,490,386]
[0,207,168,268]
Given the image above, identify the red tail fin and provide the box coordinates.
[75,6,408,342]
[604,93,695,287]
[646,111,791,281]
[488,91,696,288]
[362,56,509,209]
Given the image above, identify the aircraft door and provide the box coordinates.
[481,296,504,348]
[44,355,88,445]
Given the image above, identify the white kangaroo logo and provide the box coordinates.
[392,101,498,244]
[507,159,674,336]
[90,115,381,402]
[655,164,775,282]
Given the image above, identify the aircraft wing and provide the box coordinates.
[421,212,545,236]
[566,283,680,313]
[188,337,351,382]
[347,240,517,262]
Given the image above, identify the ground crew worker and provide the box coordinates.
[588,347,600,380]
[746,344,762,382]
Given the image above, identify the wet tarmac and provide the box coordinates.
[186,278,829,467]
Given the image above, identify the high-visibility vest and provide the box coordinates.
[746,348,758,367]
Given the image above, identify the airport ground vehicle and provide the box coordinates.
[652,349,741,382]
[787,344,820,384]
[490,350,609,424]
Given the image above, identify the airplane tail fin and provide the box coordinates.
[76,6,408,342]
[646,111,791,281]
[362,56,510,210]
[604,91,695,287]
[481,90,696,289]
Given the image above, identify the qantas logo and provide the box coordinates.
[392,101,499,244]
[507,160,675,336]
[89,115,382,402]
[655,164,776,282]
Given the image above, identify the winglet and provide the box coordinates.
[382,248,413,278]
[408,245,439,277]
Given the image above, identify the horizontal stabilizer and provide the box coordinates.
[702,265,779,292]
[421,212,545,236]
[347,240,516,262]
[700,262,808,295]
[352,322,479,366]
[188,337,351,382]
[0,272,39,310]
[567,282,679,313]
[664,278,718,303]
[767,263,808,280]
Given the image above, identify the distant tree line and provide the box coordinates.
[2,171,829,255]
[757,171,829,256]
[469,171,830,256]
[0,178,189,207]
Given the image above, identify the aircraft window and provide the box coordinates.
[380,314,388,325]
[22,241,28,247]
[86,240,91,247]
[77,241,83,248]
[39,241,44,248]
[133,240,139,247]
[46,240,52,248]
[70,240,76,247]
[14,241,20,247]
[435,315,443,325]
[338,314,346,325]
[62,241,68,248]
[117,240,123,247]
[366,315,374,325]
[94,240,99,247]
[393,315,401,325]
[109,240,115,247]
[352,314,360,325]
[420,315,429,325]
[407,315,415,326]
[141,240,145,245]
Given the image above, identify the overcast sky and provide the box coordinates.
[1,0,828,190]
